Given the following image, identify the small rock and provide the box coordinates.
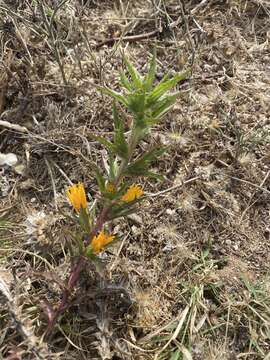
[0,152,18,167]
[166,209,176,216]
[131,225,140,236]
[14,163,26,175]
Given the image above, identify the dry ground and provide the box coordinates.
[0,0,270,359]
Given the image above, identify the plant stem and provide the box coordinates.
[45,206,110,337]
[45,113,138,336]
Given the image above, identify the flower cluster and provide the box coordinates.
[66,182,143,255]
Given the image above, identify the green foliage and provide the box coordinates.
[78,208,91,233]
[112,104,129,159]
[95,52,189,186]
[108,203,136,221]
[124,146,166,178]
[99,52,190,142]
[71,53,187,247]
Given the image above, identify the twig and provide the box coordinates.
[0,119,29,133]
[147,177,199,197]
[190,0,209,15]
[230,176,270,196]
[0,248,55,270]
[51,161,73,185]
[12,18,34,67]
[45,158,58,211]
[179,1,196,67]
[108,232,130,273]
[38,1,68,86]
[94,29,161,49]
[239,170,270,222]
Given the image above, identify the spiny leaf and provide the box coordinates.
[148,70,190,104]
[119,71,133,91]
[127,92,148,129]
[93,136,115,154]
[95,169,106,193]
[108,205,137,220]
[127,92,146,115]
[123,55,143,89]
[98,86,128,106]
[143,171,165,181]
[143,51,157,91]
[151,92,180,120]
[125,147,166,175]
[113,104,129,159]
[137,146,166,163]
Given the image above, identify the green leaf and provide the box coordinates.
[138,146,166,163]
[170,349,181,360]
[143,171,165,181]
[85,245,94,258]
[128,92,145,114]
[94,136,115,154]
[125,147,166,175]
[127,92,148,129]
[119,71,133,91]
[113,104,129,159]
[108,204,137,220]
[98,86,128,106]
[143,51,157,91]
[108,156,119,179]
[123,55,143,89]
[95,169,106,193]
[148,70,190,104]
[151,92,180,120]
[85,246,107,276]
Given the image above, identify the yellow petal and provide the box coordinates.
[121,184,144,202]
[91,231,115,254]
[66,183,87,213]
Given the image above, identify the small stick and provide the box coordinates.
[94,29,161,49]
[51,161,73,185]
[190,0,209,15]
[0,119,29,133]
[239,170,270,223]
[45,158,58,211]
[231,176,270,196]
[147,177,199,197]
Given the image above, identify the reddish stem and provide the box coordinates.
[45,206,110,338]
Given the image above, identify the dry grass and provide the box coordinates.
[0,0,270,359]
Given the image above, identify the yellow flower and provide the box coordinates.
[91,231,115,254]
[121,184,144,202]
[66,183,87,213]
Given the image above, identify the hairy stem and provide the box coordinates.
[45,206,110,337]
